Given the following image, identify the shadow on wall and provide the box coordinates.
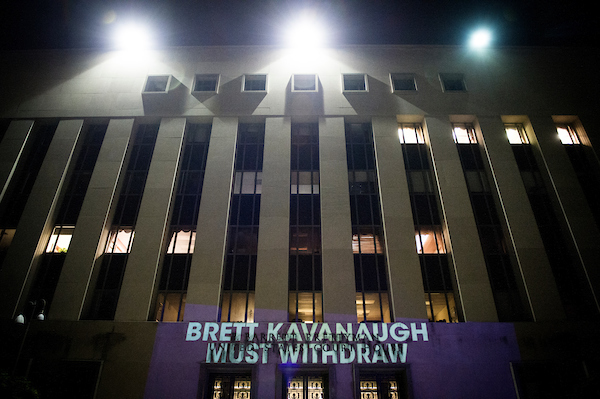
[201,76,267,116]
[142,77,189,116]
[284,79,325,116]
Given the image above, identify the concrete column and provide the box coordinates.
[0,120,34,202]
[185,117,238,322]
[372,117,427,320]
[529,115,600,312]
[424,116,498,322]
[476,116,564,321]
[115,118,186,321]
[51,119,134,321]
[254,117,291,321]
[0,119,83,319]
[319,117,356,322]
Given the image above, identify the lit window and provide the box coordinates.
[243,74,267,92]
[143,75,170,93]
[398,124,425,144]
[452,124,477,144]
[425,292,458,322]
[46,226,75,253]
[285,374,326,398]
[221,292,255,322]
[209,375,251,399]
[155,292,186,322]
[415,226,446,254]
[106,228,135,253]
[352,232,384,254]
[289,292,323,323]
[505,125,529,144]
[557,125,581,145]
[356,292,391,323]
[440,73,466,92]
[166,230,196,254]
[193,74,219,92]
[359,372,405,398]
[292,74,318,92]
[343,74,368,91]
[391,73,417,91]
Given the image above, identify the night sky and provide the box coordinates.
[0,0,597,50]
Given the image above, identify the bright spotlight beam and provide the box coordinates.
[469,29,492,48]
[285,16,327,49]
[114,23,152,50]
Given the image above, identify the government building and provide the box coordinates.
[0,44,599,398]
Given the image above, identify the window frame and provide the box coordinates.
[292,74,319,92]
[192,74,220,93]
[143,75,171,93]
[242,74,268,93]
[390,73,417,92]
[342,73,369,92]
[439,73,467,92]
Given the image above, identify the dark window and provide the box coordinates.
[144,75,170,92]
[343,74,367,91]
[391,73,417,91]
[292,74,318,91]
[243,75,267,91]
[440,73,466,91]
[193,74,219,92]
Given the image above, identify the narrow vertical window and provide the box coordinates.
[220,124,264,322]
[30,124,107,315]
[557,124,600,230]
[289,123,323,323]
[399,123,459,323]
[453,123,529,321]
[0,122,57,270]
[87,124,159,320]
[346,123,391,323]
[508,124,596,319]
[155,124,211,322]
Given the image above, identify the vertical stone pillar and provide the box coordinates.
[0,120,34,202]
[476,116,563,321]
[51,119,134,320]
[254,117,291,321]
[0,119,83,319]
[319,117,356,322]
[185,117,238,321]
[115,118,186,321]
[425,116,498,322]
[529,115,600,311]
[372,116,426,320]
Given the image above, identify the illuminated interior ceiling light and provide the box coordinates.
[114,22,152,50]
[469,29,492,48]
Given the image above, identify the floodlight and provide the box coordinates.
[469,29,492,48]
[114,22,152,50]
[285,16,327,49]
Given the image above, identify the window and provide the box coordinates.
[144,75,170,92]
[221,124,264,322]
[193,74,220,93]
[243,74,267,92]
[343,74,368,92]
[452,123,477,144]
[46,226,74,253]
[292,74,318,92]
[289,123,323,323]
[505,125,529,144]
[358,370,408,399]
[398,124,424,144]
[439,73,466,92]
[557,125,581,145]
[284,373,327,399]
[209,374,252,399]
[390,73,417,92]
[347,123,392,323]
